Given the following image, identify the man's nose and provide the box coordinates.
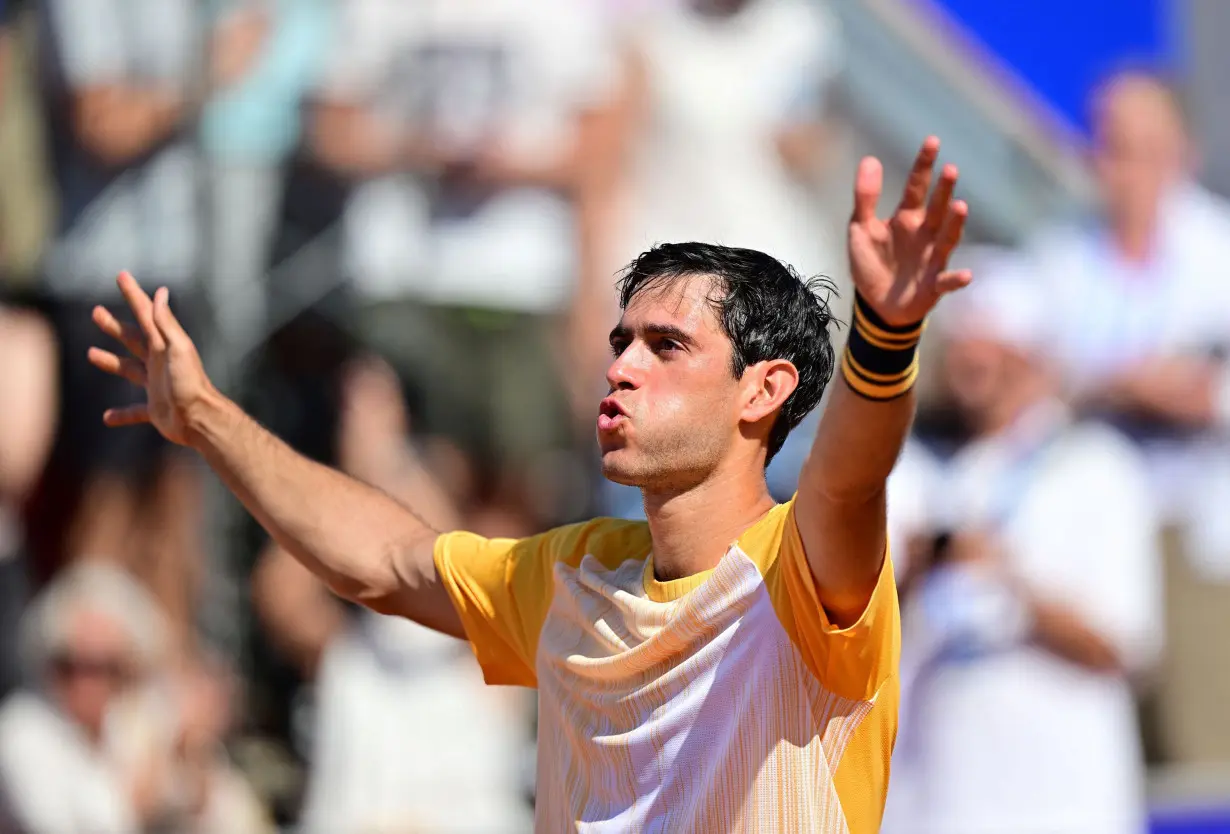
[606,347,643,391]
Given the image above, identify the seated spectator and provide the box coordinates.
[0,563,271,834]
[882,275,1163,834]
[252,357,532,833]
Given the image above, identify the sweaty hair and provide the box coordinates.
[617,242,837,463]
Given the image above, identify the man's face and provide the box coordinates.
[598,276,744,491]
[1092,77,1188,231]
[943,335,1012,422]
[51,608,139,737]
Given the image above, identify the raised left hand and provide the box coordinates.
[848,136,972,326]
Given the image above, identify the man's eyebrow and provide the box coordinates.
[608,323,698,347]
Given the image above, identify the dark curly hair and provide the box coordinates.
[617,242,838,463]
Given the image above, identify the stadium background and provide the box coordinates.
[1,0,1230,831]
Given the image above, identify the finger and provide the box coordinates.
[103,404,150,427]
[921,163,959,237]
[117,272,165,352]
[851,156,883,225]
[88,347,148,386]
[92,305,147,360]
[152,287,192,348]
[925,200,969,279]
[936,268,974,296]
[897,136,941,212]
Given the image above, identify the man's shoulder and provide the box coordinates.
[536,516,653,571]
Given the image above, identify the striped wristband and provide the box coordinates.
[841,294,924,401]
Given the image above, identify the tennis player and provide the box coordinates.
[88,137,970,833]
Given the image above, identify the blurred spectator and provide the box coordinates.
[252,357,531,833]
[35,0,207,649]
[0,563,271,833]
[311,0,621,533]
[1019,69,1230,761]
[1028,71,1230,549]
[0,305,56,698]
[200,0,331,372]
[882,275,1162,834]
[599,0,845,518]
[613,0,843,278]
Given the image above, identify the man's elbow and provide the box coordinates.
[800,457,887,510]
[346,533,438,616]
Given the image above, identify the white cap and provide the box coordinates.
[936,250,1051,357]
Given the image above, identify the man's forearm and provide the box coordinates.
[809,377,914,501]
[796,296,922,622]
[184,390,460,633]
[1028,597,1121,673]
[74,87,187,167]
[807,296,920,500]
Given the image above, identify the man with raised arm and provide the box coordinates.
[88,138,970,833]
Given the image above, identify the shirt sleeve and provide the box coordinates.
[768,502,901,702]
[433,529,561,688]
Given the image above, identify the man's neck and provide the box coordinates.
[643,466,777,582]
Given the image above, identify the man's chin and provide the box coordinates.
[600,450,643,487]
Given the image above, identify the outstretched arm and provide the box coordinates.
[87,274,463,637]
[797,138,971,626]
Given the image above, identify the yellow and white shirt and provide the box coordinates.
[434,498,900,833]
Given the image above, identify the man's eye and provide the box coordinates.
[659,339,681,353]
[610,341,627,357]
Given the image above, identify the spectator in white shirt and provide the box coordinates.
[1020,69,1230,762]
[311,0,621,532]
[0,563,272,834]
[1026,71,1230,550]
[883,274,1163,834]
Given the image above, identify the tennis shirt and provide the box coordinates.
[434,498,900,833]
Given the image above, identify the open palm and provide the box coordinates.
[848,136,972,326]
[88,272,215,447]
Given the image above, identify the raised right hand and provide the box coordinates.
[88,272,217,447]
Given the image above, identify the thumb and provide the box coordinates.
[152,288,192,348]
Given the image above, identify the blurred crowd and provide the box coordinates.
[0,0,1228,832]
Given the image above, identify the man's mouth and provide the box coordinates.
[597,397,628,432]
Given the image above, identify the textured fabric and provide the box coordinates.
[434,499,900,833]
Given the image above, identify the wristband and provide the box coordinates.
[841,293,923,400]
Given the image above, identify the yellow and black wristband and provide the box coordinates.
[841,294,923,401]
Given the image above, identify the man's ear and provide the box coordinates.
[740,359,799,424]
